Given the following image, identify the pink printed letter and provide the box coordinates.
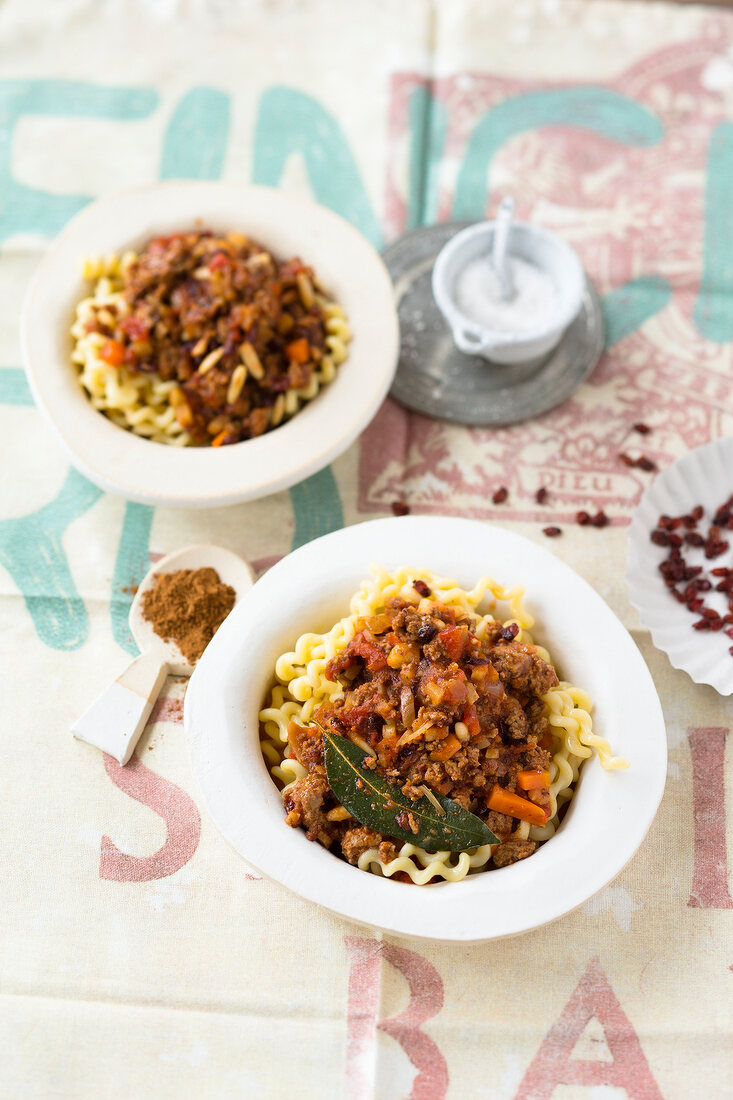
[515,957,664,1099]
[100,753,201,882]
[345,936,448,1100]
[687,727,732,908]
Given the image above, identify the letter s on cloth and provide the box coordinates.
[100,754,201,882]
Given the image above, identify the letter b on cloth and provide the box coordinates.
[344,936,448,1100]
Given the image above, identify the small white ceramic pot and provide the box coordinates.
[432,220,585,364]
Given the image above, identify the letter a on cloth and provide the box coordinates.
[515,956,664,1099]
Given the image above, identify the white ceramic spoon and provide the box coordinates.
[491,195,515,301]
[72,544,254,765]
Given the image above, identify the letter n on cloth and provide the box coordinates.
[344,936,448,1100]
[515,957,664,1099]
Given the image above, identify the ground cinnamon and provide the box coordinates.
[141,566,236,664]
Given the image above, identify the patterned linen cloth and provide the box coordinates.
[1,0,732,1096]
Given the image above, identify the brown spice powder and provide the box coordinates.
[141,566,235,664]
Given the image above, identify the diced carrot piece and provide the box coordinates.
[285,337,310,363]
[517,769,551,791]
[430,733,462,762]
[211,429,230,447]
[100,339,125,367]
[486,784,549,826]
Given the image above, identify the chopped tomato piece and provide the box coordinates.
[517,769,551,791]
[461,704,480,737]
[438,625,469,660]
[99,339,125,367]
[119,315,149,341]
[486,784,549,827]
[285,337,310,363]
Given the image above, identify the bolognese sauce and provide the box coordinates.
[283,585,559,874]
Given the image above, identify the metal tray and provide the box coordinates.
[383,222,604,425]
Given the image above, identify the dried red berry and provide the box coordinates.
[412,579,431,598]
[592,511,610,528]
[701,607,720,620]
[501,623,519,641]
[633,422,651,434]
[711,619,724,631]
[685,532,704,547]
[492,487,508,505]
[687,598,704,611]
[576,510,591,526]
[542,526,562,537]
[618,453,635,467]
[651,530,669,546]
[692,506,704,521]
[391,501,410,516]
[693,619,711,630]
[535,487,549,504]
[668,533,683,548]
[726,627,733,639]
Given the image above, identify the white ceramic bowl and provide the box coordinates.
[21,182,399,508]
[432,220,585,364]
[184,516,667,942]
[628,437,733,695]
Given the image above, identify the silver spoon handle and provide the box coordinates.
[491,196,515,301]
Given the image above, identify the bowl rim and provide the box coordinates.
[20,180,399,508]
[184,515,667,942]
[432,219,585,346]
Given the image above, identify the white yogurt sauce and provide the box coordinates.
[454,254,557,333]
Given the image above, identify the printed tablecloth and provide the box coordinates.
[2,1,732,1096]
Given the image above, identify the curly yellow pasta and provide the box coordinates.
[259,565,627,884]
[71,257,351,446]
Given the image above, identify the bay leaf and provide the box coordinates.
[323,729,499,852]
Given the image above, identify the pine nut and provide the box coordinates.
[227,364,247,405]
[240,341,264,379]
[198,346,224,375]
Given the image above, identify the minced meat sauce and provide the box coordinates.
[283,583,560,878]
[86,230,330,445]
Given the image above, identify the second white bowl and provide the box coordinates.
[21,181,399,508]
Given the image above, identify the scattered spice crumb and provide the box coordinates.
[492,487,508,504]
[121,583,139,595]
[618,453,657,472]
[391,500,410,516]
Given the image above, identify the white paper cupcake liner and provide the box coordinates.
[627,437,733,695]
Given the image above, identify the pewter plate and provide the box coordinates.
[383,223,604,425]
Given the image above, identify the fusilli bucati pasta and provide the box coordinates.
[259,566,627,885]
[71,231,351,446]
